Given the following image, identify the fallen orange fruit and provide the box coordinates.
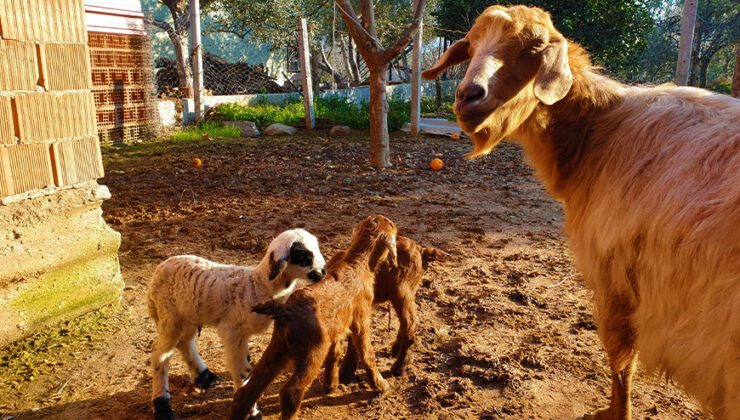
[192,157,203,168]
[430,158,444,171]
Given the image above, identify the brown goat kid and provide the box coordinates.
[229,215,398,420]
[423,5,739,420]
[336,236,447,380]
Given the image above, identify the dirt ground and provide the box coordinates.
[0,132,704,419]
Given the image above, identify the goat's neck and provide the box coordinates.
[516,67,623,201]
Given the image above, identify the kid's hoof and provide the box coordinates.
[153,397,175,420]
[376,377,390,394]
[195,368,220,389]
[389,360,406,377]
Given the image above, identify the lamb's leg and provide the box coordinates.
[177,325,218,389]
[151,323,181,420]
[350,316,389,394]
[586,295,637,420]
[279,350,327,420]
[218,325,252,390]
[323,341,342,394]
[338,338,359,383]
[390,295,417,376]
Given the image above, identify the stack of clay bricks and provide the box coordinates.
[89,32,156,145]
[0,0,103,199]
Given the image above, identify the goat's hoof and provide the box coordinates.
[389,361,406,377]
[194,368,219,389]
[583,407,623,420]
[152,397,175,420]
[338,369,358,384]
[247,407,263,420]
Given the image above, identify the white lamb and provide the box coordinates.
[147,228,326,420]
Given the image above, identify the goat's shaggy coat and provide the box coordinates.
[229,215,399,420]
[336,236,446,379]
[147,229,326,420]
[423,5,739,419]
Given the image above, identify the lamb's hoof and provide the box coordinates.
[153,397,174,420]
[195,368,219,389]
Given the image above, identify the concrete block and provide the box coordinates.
[0,143,54,197]
[50,136,105,187]
[0,96,15,144]
[0,39,38,91]
[0,185,123,346]
[0,0,86,42]
[39,43,92,91]
[14,91,97,143]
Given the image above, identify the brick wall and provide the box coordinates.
[88,32,157,145]
[0,0,103,199]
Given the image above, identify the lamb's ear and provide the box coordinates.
[369,233,398,270]
[268,251,288,280]
[533,37,572,105]
[422,39,471,80]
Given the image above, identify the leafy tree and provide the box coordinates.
[433,0,652,79]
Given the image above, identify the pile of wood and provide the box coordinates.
[155,53,294,97]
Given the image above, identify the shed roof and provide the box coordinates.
[85,0,145,35]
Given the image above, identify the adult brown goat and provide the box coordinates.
[423,5,739,420]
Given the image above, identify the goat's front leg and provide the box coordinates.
[350,315,389,394]
[586,294,637,420]
[219,325,253,389]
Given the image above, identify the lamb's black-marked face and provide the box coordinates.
[267,229,326,283]
[289,241,325,282]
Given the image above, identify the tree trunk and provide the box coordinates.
[348,38,361,83]
[675,0,698,85]
[339,36,354,84]
[368,69,390,167]
[733,44,740,98]
[174,32,194,97]
[698,58,710,88]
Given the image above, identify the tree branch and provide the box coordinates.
[334,0,377,59]
[381,0,427,63]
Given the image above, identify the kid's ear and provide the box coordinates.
[369,233,398,270]
[268,251,288,280]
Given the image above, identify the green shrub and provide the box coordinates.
[171,122,241,141]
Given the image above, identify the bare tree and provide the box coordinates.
[336,0,426,168]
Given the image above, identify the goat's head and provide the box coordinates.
[423,5,572,156]
[350,215,398,271]
[266,229,327,283]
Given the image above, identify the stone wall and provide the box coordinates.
[0,0,123,346]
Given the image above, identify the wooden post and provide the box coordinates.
[409,0,423,136]
[675,0,698,86]
[732,43,740,98]
[297,18,315,129]
[189,0,204,122]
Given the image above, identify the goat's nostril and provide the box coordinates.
[458,85,486,104]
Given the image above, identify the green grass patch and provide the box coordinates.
[208,96,456,131]
[170,121,242,141]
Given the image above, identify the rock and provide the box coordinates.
[329,125,351,136]
[264,123,297,136]
[224,121,260,137]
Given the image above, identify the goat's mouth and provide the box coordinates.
[455,103,497,134]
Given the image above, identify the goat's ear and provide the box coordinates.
[422,39,471,80]
[369,233,398,270]
[533,37,572,105]
[268,250,288,280]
